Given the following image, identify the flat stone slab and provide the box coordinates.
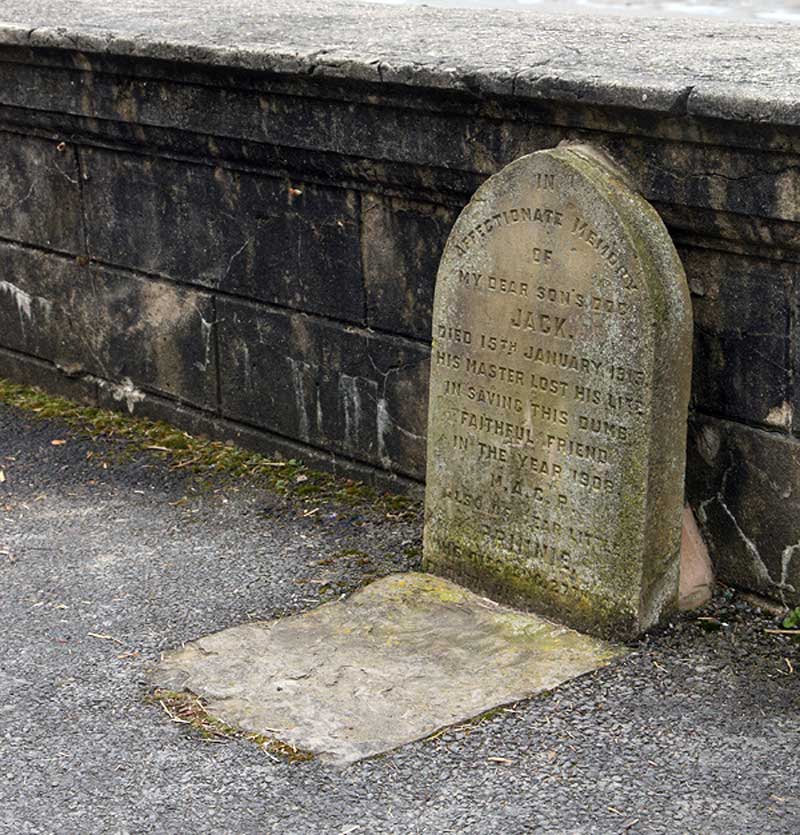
[148,573,621,764]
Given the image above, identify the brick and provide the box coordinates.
[681,246,791,428]
[0,131,83,253]
[362,194,456,341]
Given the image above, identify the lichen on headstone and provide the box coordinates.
[423,145,693,640]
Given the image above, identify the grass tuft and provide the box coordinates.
[0,377,421,518]
[147,688,314,763]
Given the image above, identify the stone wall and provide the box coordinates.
[1,4,799,605]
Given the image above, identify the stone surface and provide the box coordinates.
[687,415,800,604]
[81,148,365,322]
[679,504,714,611]
[2,1,800,124]
[424,146,693,639]
[216,297,429,479]
[0,242,218,409]
[148,572,620,765]
[362,195,457,341]
[0,131,83,254]
[683,247,792,429]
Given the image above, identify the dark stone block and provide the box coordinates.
[0,243,217,408]
[217,298,429,479]
[681,247,791,428]
[80,147,365,322]
[362,194,457,341]
[99,386,423,495]
[0,131,83,253]
[600,135,800,226]
[687,415,800,606]
[0,347,98,404]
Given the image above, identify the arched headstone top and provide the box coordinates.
[423,145,692,640]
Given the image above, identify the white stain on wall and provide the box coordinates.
[288,357,311,442]
[96,376,146,414]
[0,280,53,325]
[195,315,214,372]
[339,374,362,450]
[766,400,794,430]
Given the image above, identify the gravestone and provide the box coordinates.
[423,145,692,640]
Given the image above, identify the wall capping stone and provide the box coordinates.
[2,0,800,125]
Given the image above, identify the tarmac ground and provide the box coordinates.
[1,399,798,834]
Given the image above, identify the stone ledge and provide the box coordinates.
[1,0,800,125]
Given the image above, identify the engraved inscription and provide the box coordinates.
[509,308,572,339]
[455,204,564,256]
[570,214,637,290]
[425,146,692,639]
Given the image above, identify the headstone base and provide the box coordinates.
[148,573,623,765]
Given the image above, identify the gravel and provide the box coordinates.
[1,402,798,834]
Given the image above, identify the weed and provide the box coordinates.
[0,378,422,518]
[782,606,800,630]
[147,688,314,763]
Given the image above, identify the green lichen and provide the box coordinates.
[376,573,470,606]
[423,523,638,641]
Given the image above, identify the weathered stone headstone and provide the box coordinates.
[423,145,692,639]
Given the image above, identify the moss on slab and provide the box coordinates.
[424,702,520,743]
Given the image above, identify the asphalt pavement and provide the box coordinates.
[1,401,798,834]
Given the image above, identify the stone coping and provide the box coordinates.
[1,0,799,125]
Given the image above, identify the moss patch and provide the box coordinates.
[146,688,314,763]
[0,377,421,519]
[320,549,375,567]
[424,702,520,743]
